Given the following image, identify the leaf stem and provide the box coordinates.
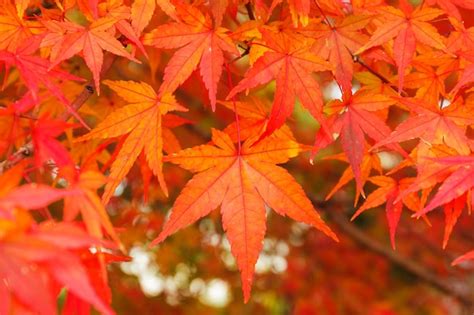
[225,62,242,155]
[313,0,334,28]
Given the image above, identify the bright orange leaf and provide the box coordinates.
[153,129,338,302]
[76,80,187,203]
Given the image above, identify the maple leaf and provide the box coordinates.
[0,183,76,217]
[298,14,371,95]
[115,21,148,57]
[2,92,37,115]
[61,248,129,315]
[153,129,337,302]
[0,4,37,52]
[156,0,178,20]
[0,212,114,315]
[324,151,383,205]
[143,4,238,110]
[452,250,474,265]
[0,37,86,124]
[0,165,118,253]
[446,17,474,53]
[0,165,113,314]
[209,0,228,27]
[0,162,78,218]
[351,176,419,249]
[41,17,139,93]
[218,97,296,142]
[356,3,446,92]
[392,144,461,202]
[313,90,403,191]
[441,194,465,248]
[76,80,187,203]
[227,29,332,140]
[31,116,74,170]
[426,0,474,21]
[398,154,474,249]
[413,155,474,218]
[288,0,310,26]
[126,116,188,190]
[282,0,346,27]
[131,0,156,35]
[63,170,122,247]
[403,54,457,106]
[372,97,474,155]
[451,57,474,94]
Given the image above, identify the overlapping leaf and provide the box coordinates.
[0,164,114,315]
[228,28,332,140]
[0,4,37,52]
[0,213,114,315]
[77,80,186,203]
[313,90,403,191]
[351,176,420,249]
[143,4,238,110]
[372,97,474,155]
[356,4,447,91]
[41,16,138,93]
[0,165,75,216]
[0,37,85,123]
[298,15,371,95]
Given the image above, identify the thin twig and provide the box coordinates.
[245,2,255,20]
[352,55,409,97]
[353,56,391,85]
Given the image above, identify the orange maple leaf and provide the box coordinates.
[314,90,403,191]
[372,97,474,155]
[76,80,187,203]
[41,17,139,93]
[351,176,419,249]
[0,162,79,217]
[143,4,238,110]
[152,129,338,302]
[0,164,114,315]
[0,212,114,315]
[227,28,332,141]
[299,14,371,95]
[0,4,38,52]
[426,0,474,21]
[324,151,383,205]
[63,170,122,247]
[413,156,474,218]
[218,97,296,142]
[356,3,446,92]
[131,0,156,35]
[403,54,457,106]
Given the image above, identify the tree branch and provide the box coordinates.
[245,2,255,20]
[0,54,116,174]
[353,56,392,85]
[323,207,473,308]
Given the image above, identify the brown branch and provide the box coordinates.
[323,208,473,308]
[0,54,116,174]
[353,56,409,96]
[245,2,255,20]
[354,56,391,85]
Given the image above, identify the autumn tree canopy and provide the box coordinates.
[1,0,474,314]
